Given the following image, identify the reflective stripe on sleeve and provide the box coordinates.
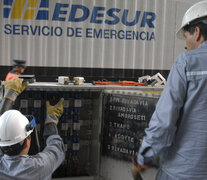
[186,71,207,76]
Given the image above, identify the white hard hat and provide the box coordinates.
[0,110,33,147]
[176,0,207,39]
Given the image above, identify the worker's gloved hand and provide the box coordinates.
[43,98,64,138]
[4,78,28,94]
[46,98,64,119]
[4,78,29,102]
[131,154,148,180]
[0,78,29,115]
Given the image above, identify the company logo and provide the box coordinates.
[3,0,49,20]
[3,0,156,40]
[3,0,156,28]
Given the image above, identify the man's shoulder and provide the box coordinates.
[176,45,207,64]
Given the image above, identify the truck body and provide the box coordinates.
[0,0,201,82]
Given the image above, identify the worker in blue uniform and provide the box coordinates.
[5,60,26,81]
[0,78,65,180]
[132,1,207,180]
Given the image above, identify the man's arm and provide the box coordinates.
[0,78,28,115]
[34,135,65,178]
[132,55,188,178]
[137,54,188,165]
[32,98,65,179]
[43,98,64,137]
[0,78,28,156]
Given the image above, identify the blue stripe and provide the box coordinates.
[4,8,11,18]
[4,0,13,5]
[40,0,49,8]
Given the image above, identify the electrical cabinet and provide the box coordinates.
[8,83,162,180]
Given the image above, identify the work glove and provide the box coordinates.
[43,98,64,138]
[0,78,29,115]
[46,98,64,119]
[4,78,28,94]
[4,78,29,102]
[131,154,148,180]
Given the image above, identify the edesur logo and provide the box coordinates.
[3,0,49,20]
[3,0,155,40]
[3,0,156,28]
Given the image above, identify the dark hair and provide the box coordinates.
[183,17,207,40]
[0,139,26,156]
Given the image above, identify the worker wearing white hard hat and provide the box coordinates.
[0,78,65,180]
[176,0,207,39]
[0,110,34,155]
[132,1,207,180]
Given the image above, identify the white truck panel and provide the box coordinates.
[0,0,201,71]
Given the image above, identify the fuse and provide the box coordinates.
[34,100,41,108]
[74,99,82,107]
[72,143,80,151]
[61,123,69,131]
[73,122,80,130]
[20,99,28,108]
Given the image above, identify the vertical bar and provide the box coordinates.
[11,0,26,19]
[24,0,37,19]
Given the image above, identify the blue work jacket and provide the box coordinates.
[138,41,207,180]
[0,135,65,180]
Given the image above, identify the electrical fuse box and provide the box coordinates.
[10,83,162,180]
[13,86,102,180]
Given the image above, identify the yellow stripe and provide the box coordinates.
[27,0,37,7]
[11,0,26,19]
[24,9,35,19]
